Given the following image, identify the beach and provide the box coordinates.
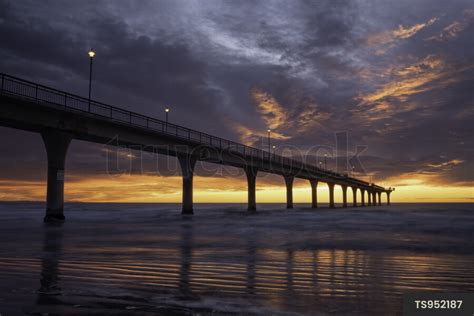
[0,202,473,315]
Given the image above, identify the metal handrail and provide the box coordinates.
[0,72,385,190]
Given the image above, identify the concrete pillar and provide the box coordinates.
[368,191,372,206]
[178,154,197,215]
[245,167,258,212]
[328,183,335,208]
[378,192,382,206]
[310,179,318,208]
[361,189,365,206]
[284,176,294,209]
[372,192,377,206]
[387,191,391,205]
[352,187,357,207]
[41,131,72,223]
[342,185,347,207]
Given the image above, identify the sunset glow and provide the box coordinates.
[1,174,471,203]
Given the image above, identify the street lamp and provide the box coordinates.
[272,145,276,155]
[165,107,170,132]
[351,165,355,176]
[165,107,170,123]
[267,129,271,154]
[88,49,95,110]
[324,153,328,169]
[319,161,322,169]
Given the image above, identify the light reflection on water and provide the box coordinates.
[0,203,473,315]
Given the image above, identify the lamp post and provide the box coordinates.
[88,49,95,111]
[272,145,276,155]
[319,161,322,169]
[165,107,170,124]
[324,153,327,169]
[351,165,355,176]
[267,129,271,155]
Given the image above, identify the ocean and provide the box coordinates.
[0,202,473,315]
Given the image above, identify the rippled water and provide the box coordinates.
[0,202,473,315]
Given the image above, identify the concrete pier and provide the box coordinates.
[284,176,294,209]
[378,192,382,206]
[245,167,258,212]
[328,183,335,208]
[0,72,395,218]
[41,130,72,223]
[361,189,365,206]
[178,154,197,215]
[352,187,357,207]
[342,185,347,207]
[310,180,318,208]
[368,191,372,206]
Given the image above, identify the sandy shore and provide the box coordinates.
[0,202,473,315]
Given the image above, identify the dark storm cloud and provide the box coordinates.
[0,0,473,188]
[0,1,223,128]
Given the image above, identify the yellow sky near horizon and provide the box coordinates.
[1,174,472,203]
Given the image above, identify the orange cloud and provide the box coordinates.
[353,55,466,127]
[353,55,474,134]
[251,87,288,130]
[357,55,474,122]
[427,159,464,169]
[426,9,474,42]
[296,105,331,133]
[232,123,291,146]
[367,18,437,46]
[236,87,331,143]
[359,55,446,105]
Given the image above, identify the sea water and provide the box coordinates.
[0,202,473,315]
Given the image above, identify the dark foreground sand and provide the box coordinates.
[0,202,473,315]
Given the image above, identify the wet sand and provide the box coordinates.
[0,202,473,315]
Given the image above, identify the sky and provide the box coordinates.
[0,0,473,203]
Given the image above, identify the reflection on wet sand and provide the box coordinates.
[179,221,194,299]
[36,224,63,305]
[0,216,471,315]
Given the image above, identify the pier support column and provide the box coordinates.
[342,185,348,208]
[387,191,391,205]
[245,167,258,212]
[284,176,294,209]
[372,192,377,206]
[378,192,382,206]
[361,189,365,206]
[41,130,73,223]
[352,187,357,207]
[178,154,197,215]
[368,191,372,206]
[328,183,335,208]
[310,180,318,208]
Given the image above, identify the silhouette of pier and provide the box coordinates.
[0,73,393,222]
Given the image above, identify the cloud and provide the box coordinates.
[367,18,437,46]
[359,55,446,104]
[427,159,464,168]
[296,105,332,133]
[234,87,332,145]
[232,123,291,147]
[355,54,474,130]
[426,9,474,42]
[0,0,473,201]
[250,87,288,130]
